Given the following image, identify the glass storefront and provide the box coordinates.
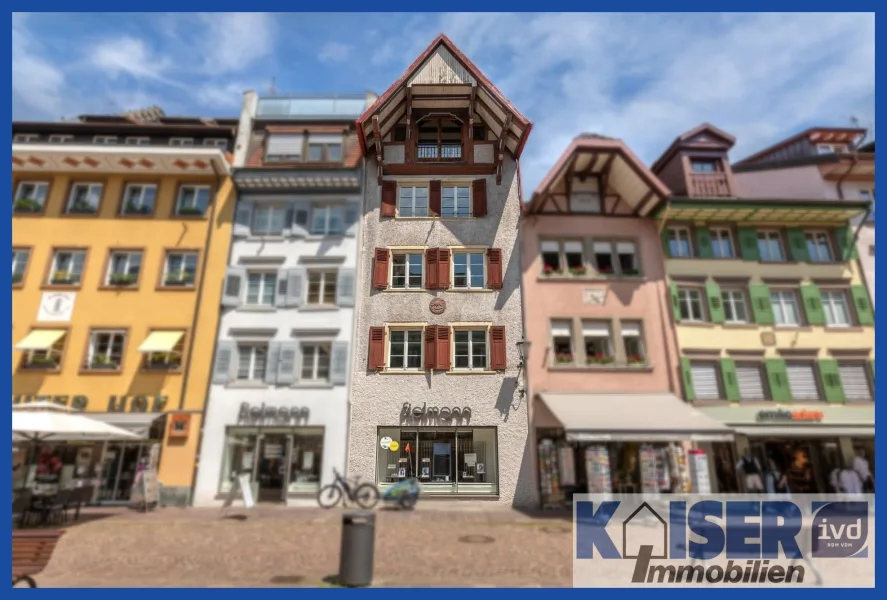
[220,426,324,501]
[851,438,875,492]
[375,427,498,495]
[747,438,840,494]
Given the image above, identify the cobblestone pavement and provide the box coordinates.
[32,505,574,587]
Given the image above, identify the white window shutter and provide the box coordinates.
[221,266,246,307]
[286,268,305,308]
[266,134,304,158]
[277,343,299,385]
[212,341,236,384]
[275,269,289,308]
[233,201,253,237]
[291,202,310,237]
[691,364,720,400]
[337,269,356,307]
[330,341,349,385]
[265,342,281,385]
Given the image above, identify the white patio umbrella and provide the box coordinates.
[12,401,140,442]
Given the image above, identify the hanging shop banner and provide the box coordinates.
[688,449,712,494]
[584,445,612,496]
[558,445,576,487]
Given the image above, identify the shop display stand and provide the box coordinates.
[584,446,612,497]
[538,439,564,509]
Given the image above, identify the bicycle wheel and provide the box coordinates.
[399,494,418,510]
[317,484,343,509]
[354,483,380,509]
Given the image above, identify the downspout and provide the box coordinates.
[343,162,366,477]
[655,197,680,397]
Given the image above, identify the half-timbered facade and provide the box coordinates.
[348,35,535,505]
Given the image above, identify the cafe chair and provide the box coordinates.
[47,489,73,525]
[12,490,36,528]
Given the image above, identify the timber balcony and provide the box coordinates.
[417,142,463,161]
[689,172,731,197]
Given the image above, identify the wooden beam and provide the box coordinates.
[564,153,579,201]
[469,87,476,131]
[372,116,383,184]
[633,190,655,216]
[495,111,513,185]
[405,88,412,140]
[577,152,599,181]
[598,152,618,209]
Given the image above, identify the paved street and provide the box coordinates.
[33,505,574,587]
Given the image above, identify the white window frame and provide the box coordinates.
[310,205,344,235]
[120,184,157,215]
[24,334,65,368]
[12,249,29,283]
[87,329,126,368]
[144,334,184,369]
[821,289,852,328]
[236,343,268,381]
[93,135,118,145]
[162,252,198,286]
[550,320,574,364]
[678,288,706,322]
[251,204,288,236]
[721,289,749,324]
[621,321,646,364]
[804,230,833,262]
[452,327,489,371]
[169,137,195,147]
[390,252,424,290]
[668,227,693,258]
[105,251,142,285]
[48,250,86,284]
[771,290,800,326]
[125,136,150,145]
[244,271,277,306]
[757,230,785,262]
[203,138,228,149]
[440,184,471,218]
[817,144,835,155]
[859,189,873,202]
[386,328,424,371]
[175,185,211,216]
[300,342,332,381]
[451,251,486,289]
[15,182,49,202]
[710,227,734,258]
[48,134,73,144]
[397,186,430,218]
[582,321,613,363]
[13,134,38,143]
[306,270,337,305]
[66,183,103,213]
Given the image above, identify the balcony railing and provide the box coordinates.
[417,143,463,161]
[689,172,731,197]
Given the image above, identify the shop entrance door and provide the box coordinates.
[99,442,149,502]
[254,434,288,503]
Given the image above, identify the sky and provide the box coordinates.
[12,12,875,191]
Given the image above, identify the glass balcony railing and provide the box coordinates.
[257,95,367,119]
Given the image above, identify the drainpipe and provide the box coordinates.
[654,198,680,398]
[343,163,366,478]
[835,154,857,201]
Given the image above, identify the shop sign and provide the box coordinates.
[755,408,824,423]
[13,394,89,410]
[400,402,471,426]
[12,394,168,413]
[237,402,310,425]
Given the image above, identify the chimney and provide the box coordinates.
[233,90,259,167]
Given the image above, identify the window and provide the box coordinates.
[236,344,267,381]
[817,144,844,155]
[710,228,734,258]
[690,362,721,400]
[621,321,645,365]
[265,134,304,162]
[175,185,211,216]
[397,186,429,217]
[593,242,615,275]
[839,363,872,401]
[252,204,288,236]
[441,185,470,217]
[786,363,820,401]
[721,289,748,323]
[301,343,331,381]
[472,125,486,141]
[453,329,488,370]
[22,332,65,370]
[66,183,103,214]
[12,249,29,284]
[390,253,423,290]
[327,144,342,161]
[14,182,49,213]
[162,252,198,286]
[540,241,562,273]
[93,136,118,145]
[203,139,228,149]
[310,205,344,235]
[86,330,126,370]
[452,252,485,289]
[821,290,852,327]
[690,159,719,172]
[677,288,705,322]
[106,251,142,286]
[170,138,195,147]
[13,134,38,143]
[143,333,184,370]
[48,250,86,285]
[771,290,800,326]
[540,240,584,275]
[48,135,72,144]
[757,230,785,262]
[120,184,156,215]
[805,231,833,262]
[569,191,602,213]
[859,190,873,201]
[307,136,342,162]
[616,242,639,275]
[245,272,277,306]
[388,329,422,370]
[125,137,150,145]
[582,321,612,365]
[551,320,573,364]
[735,363,768,401]
[309,144,323,161]
[307,270,337,305]
[668,227,693,258]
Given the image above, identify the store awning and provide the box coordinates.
[138,331,184,353]
[735,425,875,438]
[88,413,164,439]
[15,329,65,350]
[538,392,734,442]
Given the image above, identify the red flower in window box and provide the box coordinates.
[544,264,563,275]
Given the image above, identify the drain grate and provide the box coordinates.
[458,534,495,544]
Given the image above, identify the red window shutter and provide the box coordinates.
[487,248,503,289]
[425,248,439,290]
[429,180,442,217]
[472,179,487,217]
[368,327,386,371]
[437,248,451,289]
[490,326,507,370]
[435,326,451,371]
[424,326,437,370]
[372,248,389,289]
[381,181,397,217]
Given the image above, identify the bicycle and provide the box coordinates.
[317,469,379,509]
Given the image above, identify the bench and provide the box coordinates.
[12,530,64,587]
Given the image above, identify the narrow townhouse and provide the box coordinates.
[650,124,874,494]
[192,92,371,505]
[731,127,875,303]
[522,134,732,506]
[347,35,536,505]
[12,109,236,505]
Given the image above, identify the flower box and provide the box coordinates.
[89,357,119,370]
[164,275,194,286]
[543,265,563,275]
[587,355,615,365]
[555,353,574,364]
[622,268,641,276]
[14,198,43,213]
[627,355,646,365]
[597,266,615,275]
[26,357,59,369]
[50,271,77,285]
[569,267,587,276]
[177,206,205,216]
[123,203,152,215]
[109,273,138,285]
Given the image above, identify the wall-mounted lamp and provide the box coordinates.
[516,338,531,366]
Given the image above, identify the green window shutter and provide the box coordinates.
[737,227,760,261]
[800,285,825,326]
[748,284,774,324]
[817,359,845,403]
[786,228,810,262]
[869,359,875,382]
[835,225,859,260]
[764,359,791,402]
[669,281,681,322]
[706,282,725,323]
[850,285,875,326]
[720,358,740,401]
[681,357,696,401]
[661,228,672,258]
[696,228,714,259]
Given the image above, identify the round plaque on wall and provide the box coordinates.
[429,298,447,315]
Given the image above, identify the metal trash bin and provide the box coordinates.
[338,510,376,587]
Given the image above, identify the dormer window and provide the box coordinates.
[170,137,195,147]
[690,159,720,172]
[93,135,118,145]
[416,115,463,161]
[307,135,343,162]
[266,134,303,162]
[13,134,39,143]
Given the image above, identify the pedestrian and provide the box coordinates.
[839,461,863,497]
[764,458,790,497]
[852,448,874,493]
[735,450,763,492]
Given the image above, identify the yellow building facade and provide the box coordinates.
[12,119,235,506]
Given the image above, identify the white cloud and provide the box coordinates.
[318,41,352,63]
[90,37,172,81]
[12,15,66,118]
[196,13,275,74]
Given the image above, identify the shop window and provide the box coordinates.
[86,329,126,371]
[805,231,833,262]
[252,204,288,236]
[770,290,800,326]
[236,343,268,381]
[220,430,259,493]
[721,289,748,323]
[786,362,820,401]
[710,228,734,258]
[105,250,142,286]
[306,270,337,305]
[175,185,210,217]
[453,329,487,371]
[668,227,693,258]
[120,184,157,215]
[677,287,706,322]
[821,290,852,327]
[245,271,277,306]
[452,252,485,289]
[735,363,768,401]
[397,186,429,217]
[12,248,30,285]
[690,361,721,400]
[838,363,872,402]
[388,329,423,370]
[162,251,198,287]
[582,321,612,365]
[311,205,344,235]
[48,249,86,286]
[550,320,573,365]
[621,321,645,365]
[441,185,471,218]
[300,343,331,381]
[390,252,424,289]
[757,230,785,262]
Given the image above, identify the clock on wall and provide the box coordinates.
[36,291,77,322]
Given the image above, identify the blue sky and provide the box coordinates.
[13,12,875,190]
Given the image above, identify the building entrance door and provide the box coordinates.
[254,434,288,503]
[99,442,150,502]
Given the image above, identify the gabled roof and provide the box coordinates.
[733,126,867,168]
[650,123,736,174]
[356,34,532,159]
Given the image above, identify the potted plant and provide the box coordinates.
[51,271,75,284]
[148,352,180,369]
[627,354,646,365]
[90,355,117,370]
[69,200,96,214]
[555,353,573,364]
[125,202,152,215]
[543,264,563,276]
[14,197,42,212]
[569,266,587,276]
[177,206,204,216]
[27,356,58,368]
[109,273,137,285]
[164,272,194,286]
[587,353,615,365]
[597,265,614,276]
